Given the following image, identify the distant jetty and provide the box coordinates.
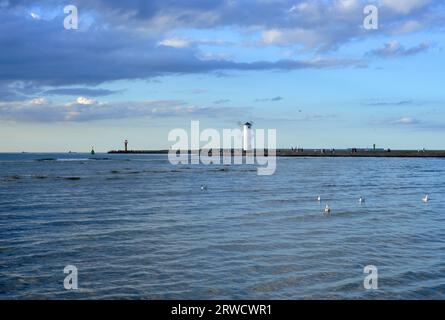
[108,149,445,158]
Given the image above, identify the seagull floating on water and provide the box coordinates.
[359,196,365,204]
[324,204,331,215]
[422,194,429,203]
[200,185,208,191]
[317,196,321,202]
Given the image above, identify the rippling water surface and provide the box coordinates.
[1,153,445,299]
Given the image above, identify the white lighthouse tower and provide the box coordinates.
[243,122,253,151]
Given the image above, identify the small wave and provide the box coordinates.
[32,175,48,179]
[6,175,21,180]
[110,170,141,174]
[58,176,81,180]
[57,158,90,162]
[106,176,123,180]
[35,158,56,162]
[143,169,181,173]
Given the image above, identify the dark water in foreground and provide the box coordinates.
[1,153,445,299]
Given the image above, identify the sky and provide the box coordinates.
[0,0,444,152]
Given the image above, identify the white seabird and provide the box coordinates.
[422,194,429,203]
[324,204,331,215]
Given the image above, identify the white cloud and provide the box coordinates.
[288,2,315,14]
[30,97,46,105]
[29,12,41,20]
[76,96,95,105]
[197,52,232,61]
[393,117,417,124]
[334,0,359,12]
[158,37,190,48]
[380,0,431,14]
[262,29,283,44]
[392,20,423,34]
[367,40,430,58]
[0,97,245,122]
[381,40,401,53]
[262,28,324,48]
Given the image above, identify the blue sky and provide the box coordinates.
[0,0,444,152]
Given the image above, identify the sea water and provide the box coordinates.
[1,153,444,299]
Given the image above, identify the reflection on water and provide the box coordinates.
[1,153,445,299]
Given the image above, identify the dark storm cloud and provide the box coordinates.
[0,7,364,89]
[42,0,445,52]
[31,0,443,32]
[0,0,442,94]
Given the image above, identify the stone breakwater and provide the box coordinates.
[108,149,445,157]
